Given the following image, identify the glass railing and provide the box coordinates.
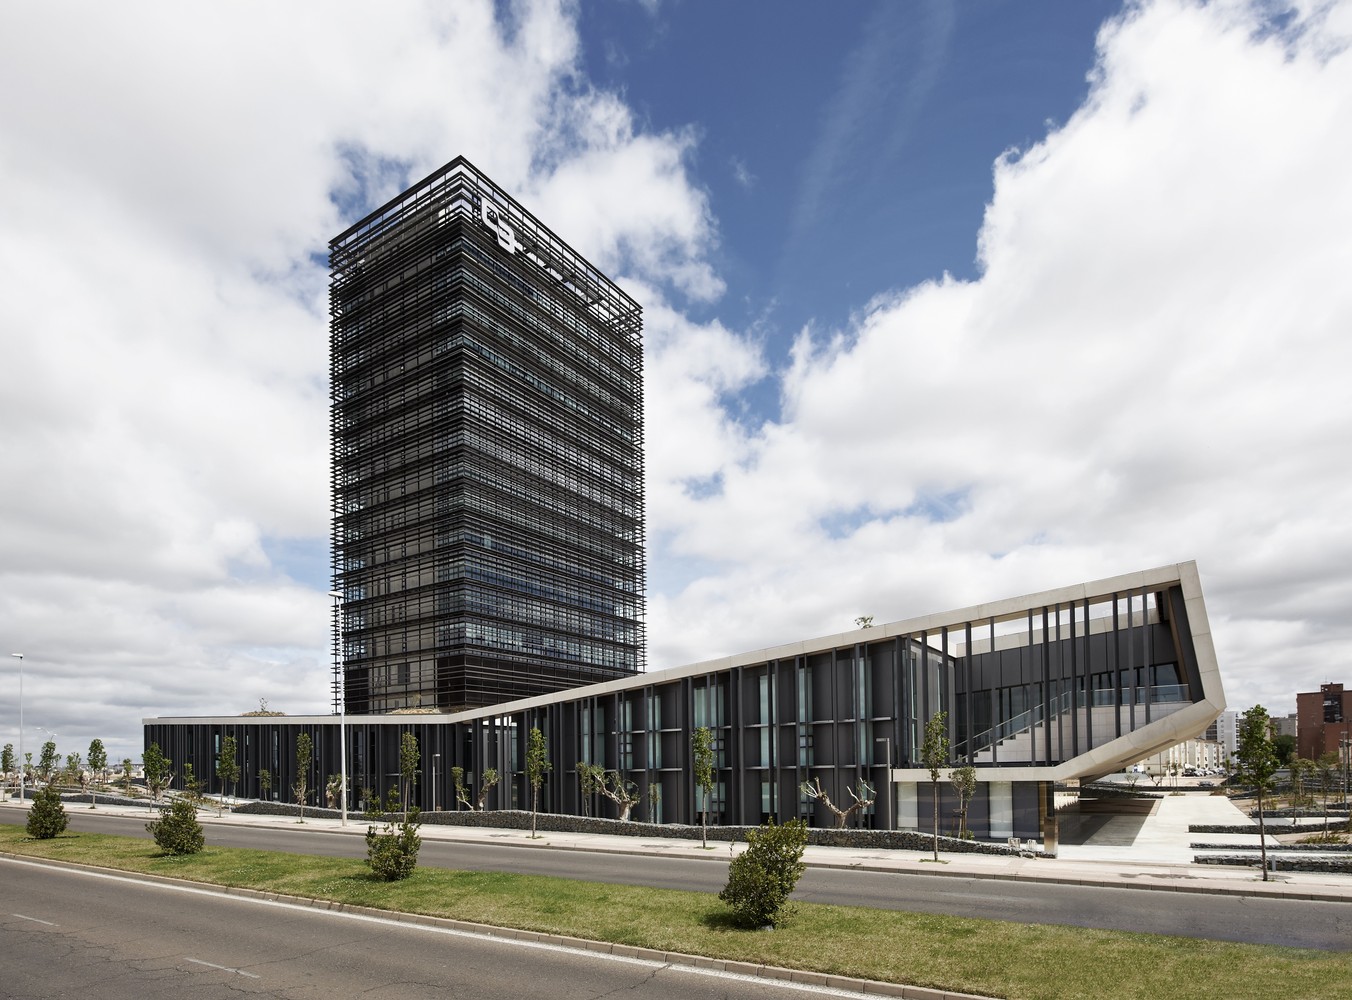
[954,684,1192,760]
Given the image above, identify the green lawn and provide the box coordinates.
[3,825,1349,1000]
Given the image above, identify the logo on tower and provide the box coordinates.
[480,199,518,255]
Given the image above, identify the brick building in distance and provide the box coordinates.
[1296,682,1352,761]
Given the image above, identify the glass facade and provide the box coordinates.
[148,563,1224,844]
[329,158,645,712]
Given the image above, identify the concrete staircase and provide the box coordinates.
[974,702,1187,765]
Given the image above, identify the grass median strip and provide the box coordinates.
[3,826,1349,1000]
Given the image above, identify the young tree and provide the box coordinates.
[576,760,604,817]
[1316,751,1340,839]
[1289,756,1313,809]
[87,739,107,808]
[143,742,173,802]
[950,765,978,839]
[647,781,661,823]
[2,743,15,788]
[120,758,134,798]
[799,776,876,828]
[37,741,58,785]
[920,711,950,861]
[525,726,550,839]
[692,726,715,849]
[1236,705,1279,881]
[26,783,68,839]
[217,735,240,810]
[258,768,273,801]
[399,731,420,824]
[180,762,203,805]
[294,732,313,821]
[63,752,82,790]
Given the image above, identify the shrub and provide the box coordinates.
[719,818,807,928]
[147,797,205,855]
[366,808,422,881]
[26,784,68,839]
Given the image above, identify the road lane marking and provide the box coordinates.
[12,913,56,926]
[186,958,260,979]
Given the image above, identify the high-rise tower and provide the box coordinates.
[329,158,645,713]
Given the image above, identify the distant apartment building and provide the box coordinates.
[1206,709,1239,761]
[1272,712,1298,739]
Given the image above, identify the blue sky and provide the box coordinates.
[576,2,1117,387]
[2,0,1351,761]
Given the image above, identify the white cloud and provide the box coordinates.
[646,0,1352,716]
[0,0,722,761]
[2,0,1347,769]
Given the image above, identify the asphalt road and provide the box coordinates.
[0,860,867,1000]
[5,810,1350,951]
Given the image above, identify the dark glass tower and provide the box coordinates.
[329,158,645,713]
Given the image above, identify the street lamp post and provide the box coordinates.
[875,736,892,831]
[10,653,22,802]
[327,590,348,827]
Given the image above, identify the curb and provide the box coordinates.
[1,851,993,1000]
[7,800,1350,904]
[184,811,1352,903]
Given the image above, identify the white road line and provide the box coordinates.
[186,958,261,979]
[11,913,56,926]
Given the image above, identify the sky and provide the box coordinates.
[2,0,1350,765]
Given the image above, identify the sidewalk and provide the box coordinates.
[8,793,1348,904]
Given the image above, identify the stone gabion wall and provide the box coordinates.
[1189,822,1343,835]
[1079,783,1164,801]
[1191,841,1352,853]
[230,802,1049,856]
[1193,855,1352,874]
[1250,807,1350,819]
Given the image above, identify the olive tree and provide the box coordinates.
[800,776,875,828]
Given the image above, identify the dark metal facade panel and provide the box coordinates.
[330,158,645,713]
[147,581,1205,844]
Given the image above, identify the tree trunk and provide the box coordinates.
[617,801,632,822]
[531,785,539,838]
[701,790,708,849]
[932,781,939,861]
[1256,789,1268,881]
